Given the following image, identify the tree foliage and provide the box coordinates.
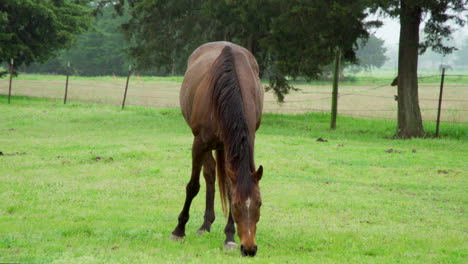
[320,34,388,78]
[109,0,378,101]
[0,0,92,69]
[369,0,467,55]
[351,35,388,72]
[24,5,133,76]
[124,0,209,75]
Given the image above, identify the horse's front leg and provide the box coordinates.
[171,137,207,239]
[197,152,216,234]
[223,189,237,250]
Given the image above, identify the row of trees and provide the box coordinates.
[1,0,466,138]
[22,5,133,76]
[0,0,91,73]
[113,0,380,101]
[21,5,388,78]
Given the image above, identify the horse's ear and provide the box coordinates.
[254,165,263,182]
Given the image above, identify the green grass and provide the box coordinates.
[1,96,467,263]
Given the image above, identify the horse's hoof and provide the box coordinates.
[170,234,184,241]
[223,241,238,251]
[196,229,207,236]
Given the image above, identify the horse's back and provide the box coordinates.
[180,42,263,137]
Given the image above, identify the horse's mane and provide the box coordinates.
[210,46,254,215]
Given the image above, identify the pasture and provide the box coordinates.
[1,96,466,263]
[1,72,468,122]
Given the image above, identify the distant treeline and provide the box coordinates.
[21,6,159,76]
[20,5,390,77]
[20,5,468,77]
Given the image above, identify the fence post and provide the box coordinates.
[64,62,70,104]
[330,49,340,130]
[435,68,445,137]
[8,59,13,104]
[121,65,132,110]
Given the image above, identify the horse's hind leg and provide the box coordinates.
[197,152,216,234]
[171,137,206,239]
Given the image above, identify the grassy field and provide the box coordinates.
[1,96,467,263]
[1,73,467,122]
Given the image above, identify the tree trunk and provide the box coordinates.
[396,1,425,138]
[246,33,259,57]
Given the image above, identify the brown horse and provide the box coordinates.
[171,42,264,257]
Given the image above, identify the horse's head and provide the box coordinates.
[229,165,263,257]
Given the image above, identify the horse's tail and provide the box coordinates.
[215,149,228,217]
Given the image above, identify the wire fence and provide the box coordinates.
[262,73,468,124]
[1,68,467,124]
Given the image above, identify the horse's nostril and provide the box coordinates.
[251,245,257,256]
[240,245,257,257]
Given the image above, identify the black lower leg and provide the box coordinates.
[224,206,236,244]
[172,138,205,238]
[172,180,200,237]
[199,182,215,232]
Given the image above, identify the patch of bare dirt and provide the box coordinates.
[385,148,401,153]
[94,156,114,162]
[0,151,26,156]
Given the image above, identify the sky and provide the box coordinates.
[368,15,468,68]
[373,16,468,51]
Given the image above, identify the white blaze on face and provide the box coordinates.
[246,197,252,236]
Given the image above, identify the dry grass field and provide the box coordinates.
[1,75,467,123]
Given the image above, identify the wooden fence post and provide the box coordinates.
[435,68,445,137]
[8,59,13,104]
[64,62,70,104]
[121,65,132,110]
[330,49,341,130]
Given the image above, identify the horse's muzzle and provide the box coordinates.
[241,245,257,257]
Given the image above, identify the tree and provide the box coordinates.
[119,0,208,76]
[370,0,466,138]
[262,0,379,100]
[105,0,377,101]
[320,34,388,79]
[0,0,92,70]
[350,34,389,72]
[24,5,133,76]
